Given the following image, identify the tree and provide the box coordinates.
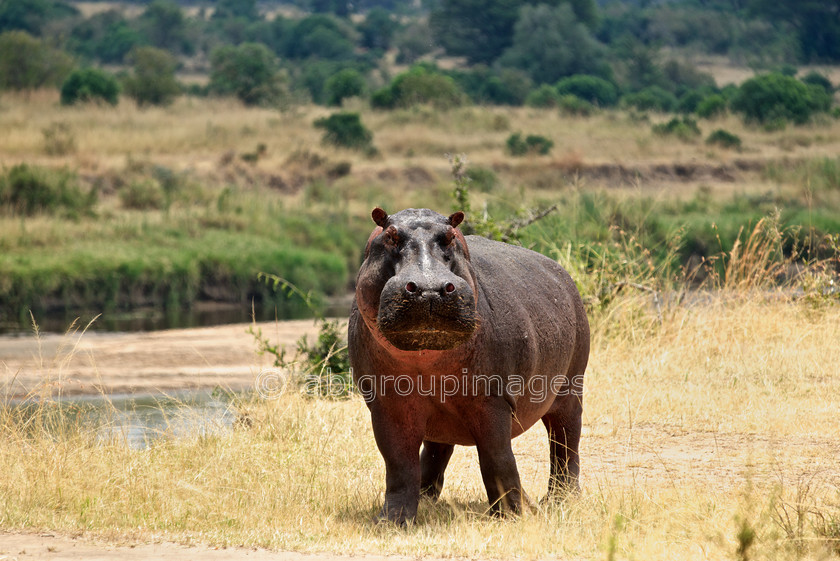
[285,15,356,60]
[730,73,832,125]
[429,0,598,65]
[69,11,143,64]
[0,0,78,36]
[123,46,180,107]
[211,0,260,21]
[371,65,466,109]
[140,0,189,54]
[325,68,366,106]
[358,7,398,51]
[209,42,286,106]
[749,0,840,62]
[60,68,119,105]
[394,20,433,64]
[0,31,73,91]
[310,0,352,17]
[498,4,606,85]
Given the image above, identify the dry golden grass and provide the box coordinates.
[4,91,840,196]
[2,295,838,560]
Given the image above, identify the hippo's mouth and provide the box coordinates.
[378,325,475,351]
[377,304,477,351]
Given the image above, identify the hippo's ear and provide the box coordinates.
[448,211,465,228]
[371,207,389,228]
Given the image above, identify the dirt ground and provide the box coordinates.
[0,532,444,561]
[0,320,321,399]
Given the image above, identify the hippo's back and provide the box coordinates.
[465,235,589,393]
[466,234,585,327]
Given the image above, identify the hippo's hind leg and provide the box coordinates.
[420,441,454,501]
[541,393,583,500]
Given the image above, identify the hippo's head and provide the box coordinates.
[355,207,478,352]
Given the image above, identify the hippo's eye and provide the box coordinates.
[442,227,456,247]
[383,225,400,249]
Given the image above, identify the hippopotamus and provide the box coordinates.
[348,207,590,524]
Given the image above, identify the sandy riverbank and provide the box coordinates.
[0,320,324,398]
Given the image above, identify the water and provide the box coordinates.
[8,389,240,450]
[0,295,353,336]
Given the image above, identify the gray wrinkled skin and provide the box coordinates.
[349,208,590,524]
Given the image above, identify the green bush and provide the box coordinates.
[314,112,373,150]
[800,71,833,94]
[525,84,560,108]
[677,90,705,114]
[60,68,119,106]
[506,132,554,156]
[622,86,678,112]
[122,46,180,107]
[324,68,365,107]
[730,73,833,125]
[558,94,595,116]
[706,129,742,150]
[696,94,728,119]
[371,65,465,110]
[209,42,287,107]
[449,67,533,106]
[555,74,618,107]
[0,31,73,91]
[0,164,95,216]
[651,117,701,141]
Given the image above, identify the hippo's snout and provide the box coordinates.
[377,270,477,351]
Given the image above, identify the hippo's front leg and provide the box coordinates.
[369,399,425,524]
[472,399,525,515]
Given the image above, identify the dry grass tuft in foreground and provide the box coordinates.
[1,293,839,560]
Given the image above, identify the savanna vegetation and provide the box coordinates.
[1,0,840,559]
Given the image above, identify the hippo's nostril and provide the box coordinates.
[445,282,456,294]
[405,282,418,293]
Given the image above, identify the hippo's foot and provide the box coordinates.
[541,476,581,506]
[375,501,416,526]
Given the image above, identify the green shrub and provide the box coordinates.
[506,132,554,156]
[60,68,119,106]
[677,90,705,114]
[651,117,701,141]
[371,65,465,110]
[800,71,833,94]
[558,94,595,116]
[706,129,742,150]
[555,74,618,107]
[120,180,165,210]
[730,73,833,125]
[0,164,95,216]
[314,112,373,150]
[622,86,678,112]
[696,94,727,119]
[122,46,180,107]
[449,67,532,106]
[525,84,560,108]
[209,42,287,107]
[324,68,366,107]
[0,31,73,91]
